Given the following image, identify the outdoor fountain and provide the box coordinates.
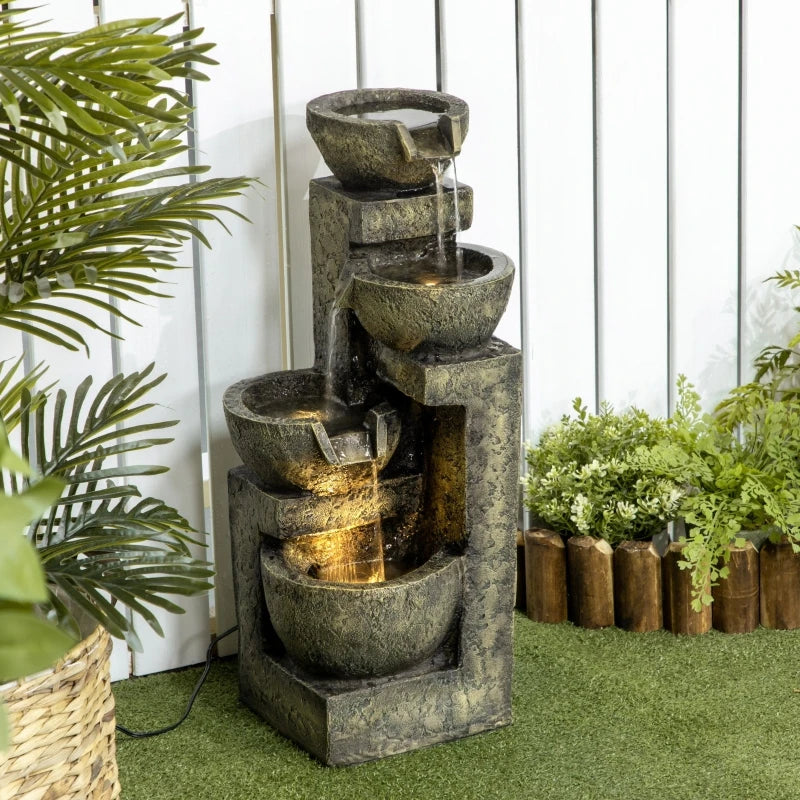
[224,88,521,765]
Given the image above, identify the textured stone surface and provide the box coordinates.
[343,244,514,353]
[261,546,462,678]
[235,471,422,539]
[308,178,474,392]
[228,334,521,764]
[307,89,469,190]
[226,90,521,765]
[306,177,473,245]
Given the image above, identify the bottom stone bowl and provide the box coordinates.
[260,546,462,678]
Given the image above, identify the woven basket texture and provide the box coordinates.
[0,624,120,800]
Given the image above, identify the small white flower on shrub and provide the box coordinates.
[523,394,691,546]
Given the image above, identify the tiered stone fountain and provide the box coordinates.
[224,88,521,765]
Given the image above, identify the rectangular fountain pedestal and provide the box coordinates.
[228,341,521,766]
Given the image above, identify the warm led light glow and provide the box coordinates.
[285,518,387,584]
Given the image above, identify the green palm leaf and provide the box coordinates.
[3,362,213,650]
[0,10,252,351]
[0,11,213,154]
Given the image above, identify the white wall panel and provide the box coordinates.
[741,1,800,373]
[191,0,280,657]
[669,0,739,410]
[277,0,359,369]
[358,0,437,89]
[11,0,94,30]
[102,0,209,675]
[16,0,131,679]
[520,0,595,438]
[440,0,521,349]
[595,0,668,415]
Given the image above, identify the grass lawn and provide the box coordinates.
[114,613,800,799]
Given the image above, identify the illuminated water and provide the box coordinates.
[250,396,366,435]
[369,247,486,286]
[312,557,411,583]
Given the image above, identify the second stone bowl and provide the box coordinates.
[339,243,514,354]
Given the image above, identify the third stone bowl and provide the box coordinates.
[306,88,469,191]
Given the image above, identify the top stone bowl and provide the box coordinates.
[306,88,469,191]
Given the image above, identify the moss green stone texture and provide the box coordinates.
[226,91,521,765]
[306,88,469,191]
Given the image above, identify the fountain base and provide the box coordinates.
[228,341,520,765]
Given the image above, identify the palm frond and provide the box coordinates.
[4,363,212,648]
[0,10,253,351]
[769,268,800,292]
[0,12,214,160]
[0,122,250,350]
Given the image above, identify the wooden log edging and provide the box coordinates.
[712,542,759,633]
[520,528,800,635]
[760,536,800,630]
[661,543,711,635]
[515,529,527,611]
[567,535,614,628]
[523,529,567,623]
[613,540,662,632]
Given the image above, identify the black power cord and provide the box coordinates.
[116,624,239,739]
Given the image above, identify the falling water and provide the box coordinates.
[323,265,356,399]
[432,159,448,271]
[450,158,463,280]
[314,463,387,583]
[431,157,464,279]
[367,461,386,582]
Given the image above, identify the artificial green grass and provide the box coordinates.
[114,614,800,800]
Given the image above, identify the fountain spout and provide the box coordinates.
[395,111,463,162]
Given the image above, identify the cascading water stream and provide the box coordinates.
[430,157,463,279]
[314,462,387,584]
[450,157,463,280]
[432,159,448,271]
[323,264,358,400]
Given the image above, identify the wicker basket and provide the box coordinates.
[0,624,120,800]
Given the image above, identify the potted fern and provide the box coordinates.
[0,7,250,798]
[648,379,800,633]
[649,262,800,633]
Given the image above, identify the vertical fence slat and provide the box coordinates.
[101,0,209,675]
[191,0,281,657]
[595,0,668,414]
[23,0,115,397]
[519,0,595,437]
[277,0,359,370]
[440,0,521,349]
[358,0,437,89]
[14,0,132,681]
[669,0,739,410]
[741,1,800,375]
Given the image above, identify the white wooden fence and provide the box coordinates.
[5,0,800,679]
